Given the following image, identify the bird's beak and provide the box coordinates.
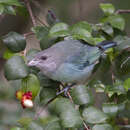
[28,59,40,66]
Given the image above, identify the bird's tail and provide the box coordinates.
[97,41,117,50]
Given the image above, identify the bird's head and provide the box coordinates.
[28,51,57,76]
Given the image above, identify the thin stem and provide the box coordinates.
[24,0,37,26]
[121,57,130,68]
[34,15,48,26]
[116,9,130,14]
[24,32,34,38]
[83,121,90,130]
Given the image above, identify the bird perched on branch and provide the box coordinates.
[28,39,116,93]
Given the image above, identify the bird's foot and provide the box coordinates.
[56,83,76,97]
[56,86,70,97]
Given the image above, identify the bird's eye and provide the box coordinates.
[40,56,47,60]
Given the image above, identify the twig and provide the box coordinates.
[34,95,59,120]
[24,0,37,26]
[34,15,48,26]
[116,9,130,14]
[121,57,130,68]
[83,121,90,130]
[24,32,34,38]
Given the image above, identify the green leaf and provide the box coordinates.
[115,38,130,51]
[102,103,118,117]
[32,26,49,41]
[39,87,56,103]
[41,116,61,130]
[54,98,82,128]
[26,48,40,62]
[37,72,60,88]
[70,22,94,44]
[115,51,130,77]
[92,124,113,130]
[82,106,109,124]
[22,74,40,99]
[124,78,130,91]
[18,117,32,127]
[49,22,69,38]
[70,21,92,33]
[101,24,114,36]
[4,5,16,15]
[71,85,94,105]
[100,3,115,15]
[44,121,61,130]
[0,0,22,6]
[11,127,25,130]
[107,15,125,31]
[0,4,4,15]
[4,56,29,80]
[32,26,56,50]
[28,121,43,130]
[3,48,16,59]
[2,32,26,52]
[93,37,105,45]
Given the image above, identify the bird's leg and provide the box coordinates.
[56,83,76,96]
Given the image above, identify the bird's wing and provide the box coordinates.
[65,45,101,70]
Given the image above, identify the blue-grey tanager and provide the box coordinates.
[28,39,116,86]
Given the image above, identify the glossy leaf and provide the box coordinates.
[92,124,113,130]
[18,117,32,127]
[71,85,94,105]
[41,116,61,130]
[101,24,113,36]
[49,22,69,38]
[100,3,115,15]
[4,56,29,80]
[39,87,56,104]
[32,26,49,41]
[116,38,130,51]
[37,72,60,88]
[0,4,4,14]
[4,5,16,15]
[26,48,40,62]
[115,51,130,77]
[0,0,22,6]
[11,127,25,130]
[124,78,130,91]
[22,74,40,99]
[105,80,126,97]
[107,15,125,31]
[2,32,26,52]
[3,48,16,59]
[70,21,92,33]
[54,98,82,128]
[32,26,56,50]
[102,103,118,117]
[27,121,43,130]
[82,106,109,124]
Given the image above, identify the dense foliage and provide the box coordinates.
[0,0,130,130]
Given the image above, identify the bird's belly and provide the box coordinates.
[51,63,95,83]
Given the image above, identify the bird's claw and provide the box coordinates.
[56,86,71,97]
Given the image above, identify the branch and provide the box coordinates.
[24,0,37,26]
[24,32,34,38]
[34,15,48,26]
[116,9,130,14]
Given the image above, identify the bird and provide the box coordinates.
[28,39,116,94]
